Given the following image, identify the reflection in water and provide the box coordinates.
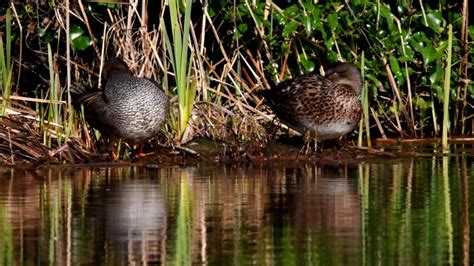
[0,156,472,264]
[103,179,167,263]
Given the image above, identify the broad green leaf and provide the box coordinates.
[421,45,436,65]
[283,5,300,17]
[70,24,85,40]
[237,23,248,34]
[379,4,395,32]
[429,67,444,85]
[300,58,315,72]
[71,35,91,51]
[283,22,299,38]
[389,55,403,82]
[435,40,448,59]
[327,13,338,32]
[409,32,428,52]
[426,11,444,33]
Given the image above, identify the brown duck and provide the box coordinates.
[74,58,169,156]
[261,62,363,144]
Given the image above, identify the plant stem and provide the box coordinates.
[441,24,452,148]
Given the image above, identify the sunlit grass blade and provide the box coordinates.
[0,8,13,117]
[164,0,196,142]
[359,52,370,147]
[441,24,452,149]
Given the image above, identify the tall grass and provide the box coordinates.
[441,24,452,149]
[0,8,13,117]
[36,43,73,150]
[359,52,370,147]
[0,1,471,164]
[163,0,196,143]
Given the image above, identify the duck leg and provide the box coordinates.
[134,144,156,158]
[300,129,314,155]
[111,141,119,161]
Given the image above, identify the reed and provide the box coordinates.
[441,24,452,148]
[0,1,471,164]
[163,0,196,143]
[0,8,12,117]
[359,52,370,147]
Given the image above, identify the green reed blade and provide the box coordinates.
[441,24,452,148]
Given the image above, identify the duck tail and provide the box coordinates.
[70,81,101,109]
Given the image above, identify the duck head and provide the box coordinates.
[102,57,131,82]
[325,63,363,95]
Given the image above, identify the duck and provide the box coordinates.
[74,57,169,158]
[260,62,363,149]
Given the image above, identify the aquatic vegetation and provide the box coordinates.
[162,0,196,143]
[0,8,12,117]
[0,1,471,164]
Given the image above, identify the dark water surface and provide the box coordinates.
[0,156,472,265]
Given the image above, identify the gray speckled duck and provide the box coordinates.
[261,62,362,141]
[76,57,169,147]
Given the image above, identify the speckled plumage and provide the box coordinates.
[76,58,169,144]
[261,62,362,140]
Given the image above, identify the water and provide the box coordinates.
[0,156,472,265]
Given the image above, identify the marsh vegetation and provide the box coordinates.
[0,0,471,165]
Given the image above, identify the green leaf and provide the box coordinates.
[71,35,91,51]
[415,96,430,110]
[409,32,428,53]
[468,25,474,40]
[389,55,403,82]
[304,16,312,36]
[403,43,414,59]
[300,58,315,72]
[208,6,216,17]
[421,45,436,65]
[283,5,300,17]
[282,22,299,38]
[70,24,85,40]
[435,40,448,59]
[237,23,248,34]
[327,13,338,32]
[379,4,395,32]
[426,11,444,33]
[429,67,444,85]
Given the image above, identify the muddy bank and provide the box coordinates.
[68,138,423,168]
[4,134,474,169]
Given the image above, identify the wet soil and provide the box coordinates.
[131,137,420,168]
[4,136,474,170]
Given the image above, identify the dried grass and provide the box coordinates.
[0,112,94,166]
[0,2,287,165]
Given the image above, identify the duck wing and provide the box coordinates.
[77,91,121,138]
[260,73,327,132]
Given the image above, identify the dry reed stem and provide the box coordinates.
[10,3,22,90]
[394,17,415,135]
[0,113,93,165]
[77,0,101,57]
[460,0,469,135]
[384,60,408,135]
[371,107,386,139]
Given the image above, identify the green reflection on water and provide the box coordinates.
[0,202,13,266]
[172,171,193,265]
[0,156,471,264]
[360,157,461,265]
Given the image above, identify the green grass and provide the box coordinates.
[0,8,12,117]
[163,0,196,143]
[441,24,452,149]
